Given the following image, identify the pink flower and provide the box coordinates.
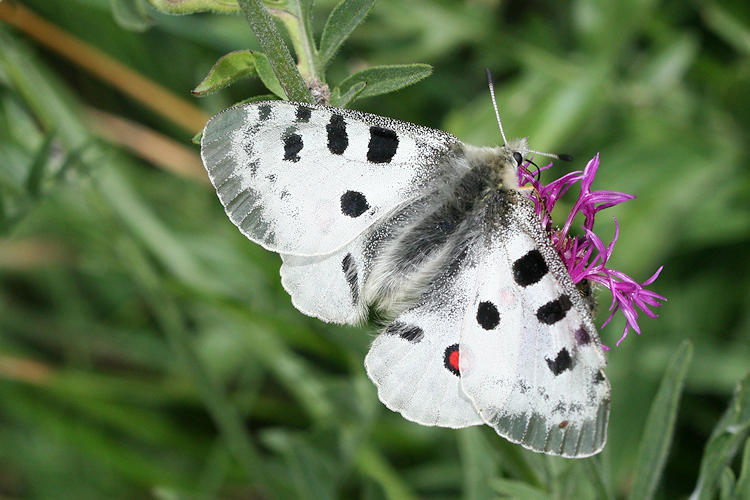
[518,154,666,348]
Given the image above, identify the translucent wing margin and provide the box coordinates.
[200,101,460,256]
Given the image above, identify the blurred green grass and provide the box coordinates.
[1,0,750,498]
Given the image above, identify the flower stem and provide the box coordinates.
[268,1,320,81]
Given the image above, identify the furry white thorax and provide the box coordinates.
[362,139,529,321]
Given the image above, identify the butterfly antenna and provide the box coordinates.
[485,68,509,146]
[525,148,574,162]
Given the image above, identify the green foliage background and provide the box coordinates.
[1,0,750,498]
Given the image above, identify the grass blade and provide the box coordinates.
[458,427,497,500]
[490,478,550,500]
[25,131,56,197]
[733,438,750,499]
[690,371,750,500]
[627,340,693,500]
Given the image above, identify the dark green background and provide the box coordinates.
[1,0,749,498]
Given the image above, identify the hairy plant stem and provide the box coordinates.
[268,2,320,81]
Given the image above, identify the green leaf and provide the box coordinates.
[329,81,366,108]
[254,53,287,99]
[691,372,750,500]
[261,431,340,500]
[25,132,56,197]
[319,0,376,68]
[458,428,498,500]
[490,478,550,500]
[145,0,240,14]
[237,0,313,103]
[628,340,693,500]
[338,64,432,99]
[192,50,257,96]
[583,457,615,500]
[110,0,153,32]
[719,467,735,500]
[233,94,279,105]
[734,439,750,500]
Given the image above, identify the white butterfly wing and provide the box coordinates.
[459,192,610,457]
[279,250,363,324]
[364,236,484,428]
[201,101,459,256]
[279,195,436,324]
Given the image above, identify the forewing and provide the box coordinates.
[459,192,610,457]
[364,236,484,428]
[201,101,459,256]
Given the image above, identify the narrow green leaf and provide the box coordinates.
[110,0,152,32]
[628,340,693,500]
[583,457,615,500]
[237,0,313,103]
[192,50,257,96]
[458,428,497,500]
[262,431,340,500]
[233,94,279,105]
[489,478,550,500]
[319,0,376,68]
[719,467,735,500]
[191,131,203,145]
[733,439,750,500]
[54,139,93,182]
[701,3,750,56]
[338,64,432,99]
[145,0,240,14]
[355,445,417,500]
[691,372,750,500]
[254,53,287,99]
[26,132,56,197]
[329,81,366,108]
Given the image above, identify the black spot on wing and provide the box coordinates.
[384,321,424,343]
[340,191,369,217]
[546,348,573,375]
[341,253,359,304]
[283,133,303,162]
[258,104,271,121]
[575,326,591,345]
[536,295,573,325]
[296,105,311,122]
[513,249,548,287]
[444,344,460,376]
[594,370,605,384]
[367,126,398,163]
[327,114,348,155]
[476,301,500,330]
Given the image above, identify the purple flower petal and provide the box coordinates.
[518,154,666,346]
